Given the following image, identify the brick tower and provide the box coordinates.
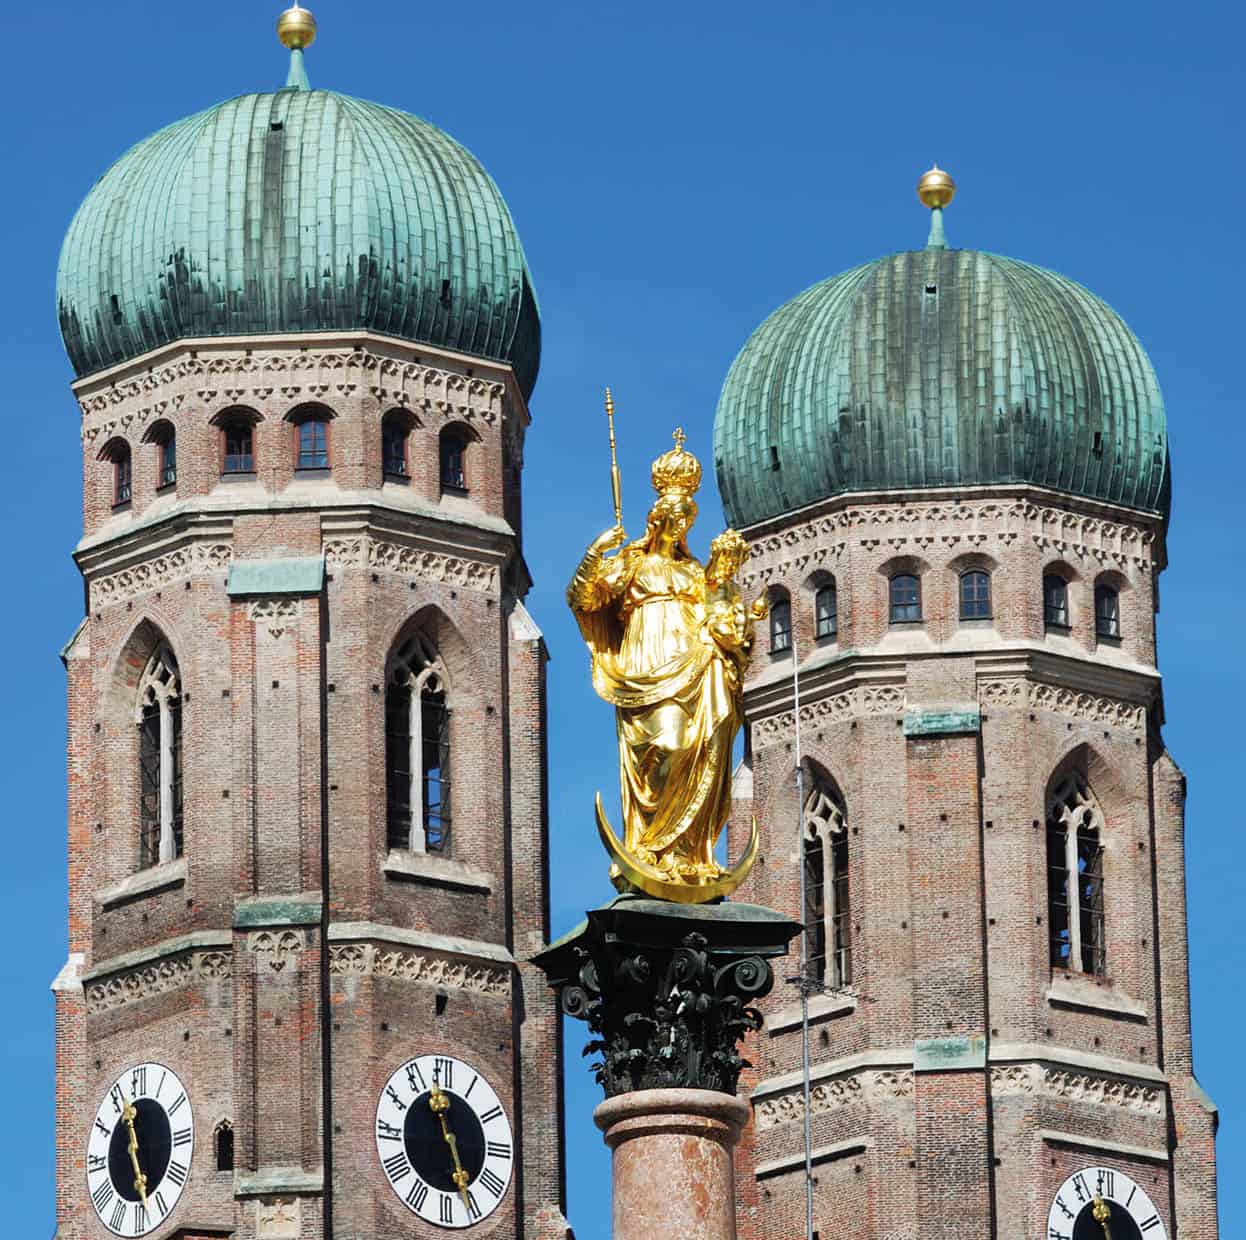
[714,171,1219,1239]
[51,9,565,1239]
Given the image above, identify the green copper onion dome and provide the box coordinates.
[713,175,1167,526]
[57,12,540,396]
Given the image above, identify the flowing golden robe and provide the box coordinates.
[568,544,743,879]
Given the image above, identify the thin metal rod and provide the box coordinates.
[790,618,813,1240]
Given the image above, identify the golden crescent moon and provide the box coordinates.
[594,793,759,905]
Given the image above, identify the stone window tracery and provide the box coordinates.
[386,634,452,854]
[137,642,183,869]
[1046,772,1106,976]
[803,779,851,989]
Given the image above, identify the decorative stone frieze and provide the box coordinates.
[754,1070,915,1131]
[323,536,498,594]
[248,930,304,974]
[989,1063,1162,1114]
[79,347,508,446]
[84,949,231,1014]
[989,1063,1042,1094]
[751,685,906,747]
[328,942,509,996]
[247,598,300,639]
[978,677,1147,732]
[88,542,233,608]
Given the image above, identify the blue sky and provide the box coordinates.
[2,1,1241,1234]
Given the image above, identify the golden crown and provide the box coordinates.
[651,428,702,498]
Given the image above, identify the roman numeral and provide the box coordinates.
[110,1085,125,1115]
[439,1194,454,1224]
[478,1105,503,1124]
[156,1071,167,1099]
[1141,1217,1162,1232]
[91,1180,114,1212]
[478,1166,506,1198]
[165,1160,188,1188]
[406,1061,426,1093]
[94,1118,113,1139]
[465,1074,478,1099]
[434,1058,454,1090]
[1072,1173,1090,1204]
[406,1177,429,1211]
[1049,1230,1070,1240]
[172,1127,192,1147]
[88,1154,107,1175]
[133,1202,148,1235]
[1097,1169,1115,1199]
[385,1085,407,1111]
[153,1190,168,1219]
[486,1140,512,1160]
[1126,1186,1138,1208]
[130,1066,147,1097]
[466,1190,481,1220]
[376,1119,402,1142]
[383,1152,410,1183]
[167,1092,187,1117]
[110,1198,127,1231]
[1054,1195,1074,1220]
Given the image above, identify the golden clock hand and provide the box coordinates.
[120,1096,149,1209]
[1092,1194,1113,1240]
[428,1083,471,1211]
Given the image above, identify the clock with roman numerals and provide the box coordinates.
[375,1054,513,1229]
[1047,1166,1168,1239]
[86,1062,194,1237]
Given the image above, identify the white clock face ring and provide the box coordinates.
[1047,1166,1168,1240]
[87,1062,194,1237]
[376,1054,513,1228]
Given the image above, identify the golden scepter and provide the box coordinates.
[605,387,623,526]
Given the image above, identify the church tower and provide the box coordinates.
[51,8,566,1238]
[715,170,1219,1239]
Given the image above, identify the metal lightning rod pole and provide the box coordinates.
[791,615,814,1240]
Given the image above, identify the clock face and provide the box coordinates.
[375,1054,514,1229]
[1047,1166,1168,1240]
[87,1063,194,1237]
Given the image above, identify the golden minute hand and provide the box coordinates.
[1092,1194,1113,1240]
[429,1083,471,1211]
[121,1096,149,1209]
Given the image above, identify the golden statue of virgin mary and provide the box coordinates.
[567,429,765,903]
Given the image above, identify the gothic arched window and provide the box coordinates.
[383,411,412,479]
[137,643,183,869]
[1095,584,1121,639]
[214,1120,234,1172]
[889,573,921,623]
[439,427,468,492]
[769,593,792,654]
[815,581,838,640]
[1044,573,1070,630]
[386,634,452,853]
[104,440,132,507]
[802,779,851,989]
[146,421,177,489]
[218,410,258,476]
[1046,773,1106,976]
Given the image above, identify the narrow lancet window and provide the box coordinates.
[137,643,183,868]
[815,582,838,639]
[803,780,851,989]
[1047,773,1106,976]
[770,596,792,654]
[1095,585,1120,638]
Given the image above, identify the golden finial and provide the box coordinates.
[673,427,687,451]
[277,3,318,50]
[917,164,956,209]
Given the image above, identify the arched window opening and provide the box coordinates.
[959,570,991,620]
[219,415,255,476]
[439,428,468,492]
[383,414,411,478]
[769,595,792,654]
[815,582,838,640]
[214,1121,234,1172]
[137,643,183,868]
[1046,773,1106,976]
[146,422,177,489]
[294,414,330,472]
[1044,573,1070,629]
[1095,585,1121,639]
[889,573,921,623]
[803,780,851,989]
[107,442,132,507]
[386,634,452,854]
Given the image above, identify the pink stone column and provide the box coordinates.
[594,1088,751,1240]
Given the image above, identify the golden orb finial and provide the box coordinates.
[277,3,317,50]
[917,164,956,210]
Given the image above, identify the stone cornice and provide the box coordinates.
[327,921,512,998]
[82,931,233,1016]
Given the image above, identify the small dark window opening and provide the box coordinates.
[440,431,467,491]
[270,121,284,132]
[959,570,991,620]
[158,432,177,488]
[889,574,921,623]
[769,598,792,654]
[110,294,123,324]
[1043,574,1070,629]
[297,417,329,470]
[1094,585,1120,639]
[815,583,838,639]
[769,445,781,472]
[113,448,132,507]
[440,279,452,307]
[383,419,409,477]
[222,423,254,475]
[215,1122,234,1172]
[925,284,938,295]
[1092,430,1104,456]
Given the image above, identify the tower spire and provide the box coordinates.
[916,164,956,249]
[277,4,317,90]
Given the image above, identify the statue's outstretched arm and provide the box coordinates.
[567,523,629,612]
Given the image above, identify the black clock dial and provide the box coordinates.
[404,1091,486,1192]
[107,1098,172,1203]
